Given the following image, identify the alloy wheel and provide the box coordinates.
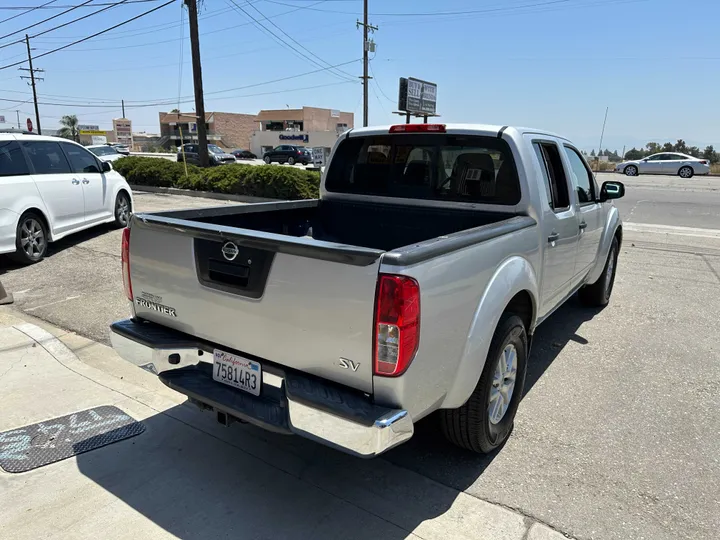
[488,344,518,425]
[20,218,46,260]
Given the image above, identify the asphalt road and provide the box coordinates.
[1,180,719,540]
[605,173,720,229]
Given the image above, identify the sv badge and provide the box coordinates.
[339,358,360,372]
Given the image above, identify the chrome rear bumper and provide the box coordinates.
[109,319,413,457]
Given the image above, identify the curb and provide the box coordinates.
[129,184,282,204]
[0,280,13,305]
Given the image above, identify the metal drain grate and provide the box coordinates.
[0,405,145,473]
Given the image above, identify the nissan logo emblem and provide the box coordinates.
[221,241,239,261]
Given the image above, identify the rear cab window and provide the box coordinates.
[325,134,521,205]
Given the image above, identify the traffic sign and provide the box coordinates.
[26,118,33,132]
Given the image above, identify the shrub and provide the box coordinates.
[114,157,320,199]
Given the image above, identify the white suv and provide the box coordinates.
[0,132,133,264]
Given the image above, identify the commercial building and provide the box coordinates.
[250,106,353,157]
[158,111,257,150]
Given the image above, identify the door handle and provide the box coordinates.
[71,178,80,185]
[82,179,90,184]
[579,221,587,230]
[548,232,560,243]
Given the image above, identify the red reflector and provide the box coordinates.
[121,227,133,302]
[389,124,446,133]
[374,275,420,377]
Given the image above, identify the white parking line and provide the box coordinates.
[624,222,720,238]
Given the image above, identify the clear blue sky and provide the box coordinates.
[0,0,717,153]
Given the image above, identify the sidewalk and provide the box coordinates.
[0,308,571,540]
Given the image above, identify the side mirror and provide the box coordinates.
[101,161,112,172]
[600,180,625,202]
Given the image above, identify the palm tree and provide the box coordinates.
[57,115,79,142]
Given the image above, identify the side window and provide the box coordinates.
[0,141,30,177]
[647,154,664,161]
[563,147,595,204]
[22,141,72,174]
[61,143,101,174]
[533,142,570,210]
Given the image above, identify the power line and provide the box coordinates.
[0,0,58,26]
[225,0,354,84]
[0,0,94,42]
[0,0,177,71]
[0,1,159,8]
[245,0,356,82]
[369,60,393,103]
[0,59,361,107]
[0,0,134,51]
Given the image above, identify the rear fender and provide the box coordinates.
[586,206,621,285]
[441,256,538,409]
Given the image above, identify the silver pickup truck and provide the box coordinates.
[110,123,624,457]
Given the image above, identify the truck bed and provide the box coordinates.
[151,199,517,253]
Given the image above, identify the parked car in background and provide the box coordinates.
[87,144,125,162]
[231,149,257,160]
[109,143,130,156]
[262,145,310,165]
[110,123,624,458]
[177,144,236,166]
[0,133,133,264]
[616,152,710,178]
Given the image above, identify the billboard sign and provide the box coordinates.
[398,77,437,115]
[91,135,107,145]
[80,129,105,135]
[78,124,99,131]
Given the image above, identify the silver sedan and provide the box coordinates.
[616,152,710,178]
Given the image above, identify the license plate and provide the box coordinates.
[212,349,262,396]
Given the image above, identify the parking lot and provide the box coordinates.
[1,174,719,540]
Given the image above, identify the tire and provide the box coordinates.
[264,156,271,164]
[678,166,693,179]
[114,191,131,228]
[287,157,295,165]
[441,313,528,453]
[624,165,638,177]
[578,237,619,307]
[10,212,48,265]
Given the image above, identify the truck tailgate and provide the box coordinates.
[127,216,383,393]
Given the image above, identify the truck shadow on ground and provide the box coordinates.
[73,298,599,539]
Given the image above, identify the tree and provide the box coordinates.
[673,139,688,153]
[662,142,674,152]
[625,147,644,160]
[590,149,596,157]
[645,142,661,154]
[170,108,180,113]
[702,145,717,163]
[57,115,79,142]
[687,146,701,158]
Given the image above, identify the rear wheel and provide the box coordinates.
[678,166,693,179]
[441,314,528,453]
[11,212,48,265]
[578,237,619,307]
[114,191,131,228]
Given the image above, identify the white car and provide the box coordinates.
[0,133,133,264]
[87,144,126,162]
[616,152,710,178]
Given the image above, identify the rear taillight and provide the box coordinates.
[121,227,133,301]
[389,124,446,133]
[374,275,420,377]
[700,160,708,165]
[297,150,302,155]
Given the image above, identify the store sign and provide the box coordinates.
[80,129,106,135]
[330,110,340,118]
[78,124,100,131]
[279,133,309,143]
[91,135,107,144]
[398,77,437,115]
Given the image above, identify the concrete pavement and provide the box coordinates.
[0,309,569,540]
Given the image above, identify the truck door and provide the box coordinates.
[532,141,580,313]
[562,146,603,281]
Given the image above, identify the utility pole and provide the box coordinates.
[121,99,125,118]
[357,1,377,127]
[185,0,208,167]
[16,110,20,129]
[596,106,609,172]
[21,34,43,135]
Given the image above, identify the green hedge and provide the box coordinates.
[113,157,320,200]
